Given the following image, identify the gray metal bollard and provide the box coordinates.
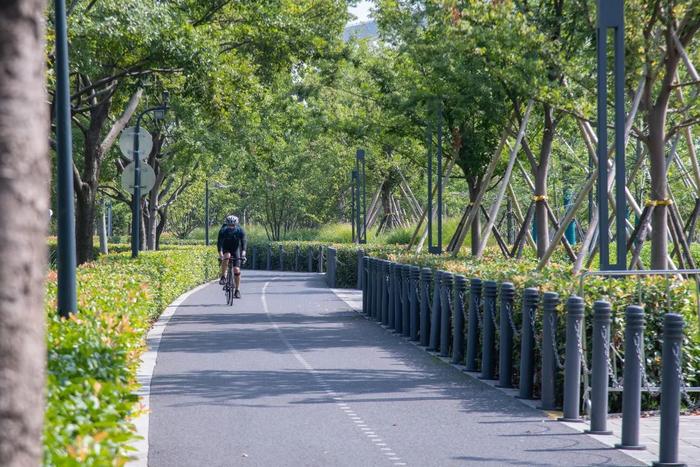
[401,265,411,337]
[318,246,324,273]
[440,273,454,357]
[428,271,442,351]
[266,245,272,270]
[518,288,539,399]
[357,249,365,289]
[381,261,390,325]
[560,295,585,422]
[372,259,379,319]
[497,282,516,388]
[365,258,373,316]
[295,245,300,271]
[586,300,613,434]
[387,262,396,328]
[368,258,374,316]
[466,278,483,372]
[452,275,468,364]
[480,281,498,380]
[655,313,685,467]
[362,256,369,314]
[279,245,285,271]
[419,268,432,346]
[376,260,383,322]
[393,264,403,331]
[307,247,313,272]
[409,266,421,341]
[540,292,560,410]
[615,305,646,450]
[251,246,257,270]
[325,247,337,288]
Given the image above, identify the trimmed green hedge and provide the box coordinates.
[246,241,407,288]
[44,247,218,465]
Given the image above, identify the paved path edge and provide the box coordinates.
[127,280,215,467]
[331,288,656,467]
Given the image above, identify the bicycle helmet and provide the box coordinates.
[225,215,239,226]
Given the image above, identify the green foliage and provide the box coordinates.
[43,248,218,465]
[378,225,414,245]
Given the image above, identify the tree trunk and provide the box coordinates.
[75,188,96,264]
[534,106,555,259]
[646,26,686,269]
[98,199,108,254]
[0,1,49,464]
[648,104,668,269]
[73,91,140,264]
[379,180,391,233]
[156,206,168,250]
[145,193,158,250]
[469,180,480,256]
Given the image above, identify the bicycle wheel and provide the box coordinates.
[226,268,234,306]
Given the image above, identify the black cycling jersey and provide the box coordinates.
[217,225,247,255]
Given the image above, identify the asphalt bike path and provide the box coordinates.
[148,270,643,466]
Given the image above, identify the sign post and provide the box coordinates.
[119,126,153,258]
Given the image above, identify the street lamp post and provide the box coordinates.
[205,179,210,246]
[131,91,169,258]
[356,149,367,244]
[351,169,358,243]
[55,0,77,317]
[427,99,443,254]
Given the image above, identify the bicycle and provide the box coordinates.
[223,258,235,306]
[221,255,246,306]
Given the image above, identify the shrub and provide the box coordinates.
[44,247,218,465]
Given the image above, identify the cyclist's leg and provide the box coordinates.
[232,254,242,297]
[220,252,231,282]
[233,265,241,289]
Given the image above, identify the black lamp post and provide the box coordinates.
[55,0,77,317]
[356,149,367,244]
[427,99,443,254]
[131,91,169,258]
[205,180,209,246]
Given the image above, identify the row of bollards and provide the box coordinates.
[247,245,326,274]
[360,255,688,467]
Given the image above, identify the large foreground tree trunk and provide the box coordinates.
[0,0,49,464]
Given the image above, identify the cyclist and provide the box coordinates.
[217,215,247,298]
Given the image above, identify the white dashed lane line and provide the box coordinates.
[262,280,407,466]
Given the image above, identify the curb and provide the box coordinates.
[127,281,214,467]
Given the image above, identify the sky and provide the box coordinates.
[348,0,374,24]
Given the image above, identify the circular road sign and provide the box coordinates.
[121,162,156,195]
[119,127,153,161]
